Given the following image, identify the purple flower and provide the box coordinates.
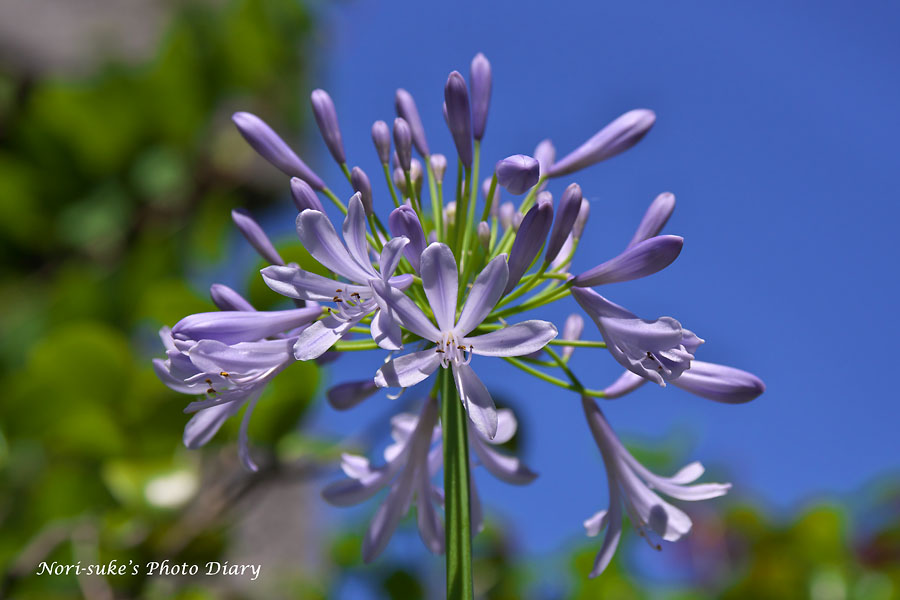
[572,235,683,287]
[560,313,585,361]
[444,71,473,168]
[395,89,430,156]
[672,360,765,404]
[545,183,583,264]
[388,205,427,272]
[171,306,320,346]
[533,139,555,179]
[327,379,380,411]
[393,117,413,172]
[470,53,492,140]
[572,287,701,386]
[323,398,535,560]
[310,89,346,164]
[495,154,540,195]
[581,397,731,577]
[371,120,391,164]
[260,194,414,358]
[351,166,374,215]
[232,111,324,189]
[481,177,501,217]
[371,243,557,438]
[628,192,675,249]
[547,109,656,178]
[430,154,447,182]
[231,208,284,266]
[505,198,553,294]
[210,283,255,312]
[290,177,325,213]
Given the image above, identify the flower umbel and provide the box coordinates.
[155,52,764,586]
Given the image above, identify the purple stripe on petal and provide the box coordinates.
[452,362,497,439]
[294,314,359,360]
[672,360,765,404]
[505,198,553,294]
[395,89,430,156]
[231,208,284,265]
[297,208,374,283]
[369,278,440,341]
[262,264,366,302]
[573,235,683,287]
[388,205,427,272]
[374,349,443,388]
[470,53,492,140]
[628,192,675,249]
[455,255,509,336]
[545,183,583,264]
[420,243,458,331]
[379,236,410,281]
[172,307,320,345]
[310,89,346,164]
[495,154,540,195]
[547,109,656,178]
[290,177,325,212]
[444,71,473,168]
[183,401,241,449]
[465,320,557,357]
[342,194,375,276]
[232,112,324,189]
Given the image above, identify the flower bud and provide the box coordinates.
[628,192,675,249]
[573,198,590,239]
[290,177,325,213]
[351,166,374,215]
[444,201,457,226]
[430,154,447,182]
[671,361,766,404]
[389,205,427,272]
[444,71,473,168]
[505,198,553,294]
[482,177,500,217]
[477,221,491,251]
[496,154,540,195]
[310,89,345,164]
[561,313,584,361]
[231,208,284,265]
[573,235,683,287]
[232,111,324,189]
[499,201,515,229]
[548,109,656,178]
[327,380,379,411]
[393,117,413,171]
[371,120,391,164]
[210,283,255,312]
[470,52,492,140]
[545,183,583,263]
[534,138,556,178]
[395,89,429,156]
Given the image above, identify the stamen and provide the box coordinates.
[220,372,230,377]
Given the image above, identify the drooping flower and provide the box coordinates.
[322,398,535,561]
[601,360,765,404]
[261,194,413,359]
[371,243,557,438]
[572,287,702,385]
[581,396,731,577]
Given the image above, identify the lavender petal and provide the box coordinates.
[495,154,540,195]
[505,198,553,294]
[573,235,683,287]
[545,183,583,264]
[231,208,284,265]
[232,111,324,189]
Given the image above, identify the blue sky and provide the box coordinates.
[239,0,900,559]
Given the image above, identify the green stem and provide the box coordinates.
[321,187,348,215]
[546,339,607,348]
[425,157,443,242]
[441,369,474,600]
[381,163,401,208]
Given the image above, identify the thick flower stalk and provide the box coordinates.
[155,52,765,593]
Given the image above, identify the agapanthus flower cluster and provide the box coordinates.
[155,52,764,578]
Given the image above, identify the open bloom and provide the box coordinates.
[154,301,319,470]
[581,396,731,577]
[572,287,702,385]
[371,243,557,438]
[322,398,535,561]
[261,193,413,359]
